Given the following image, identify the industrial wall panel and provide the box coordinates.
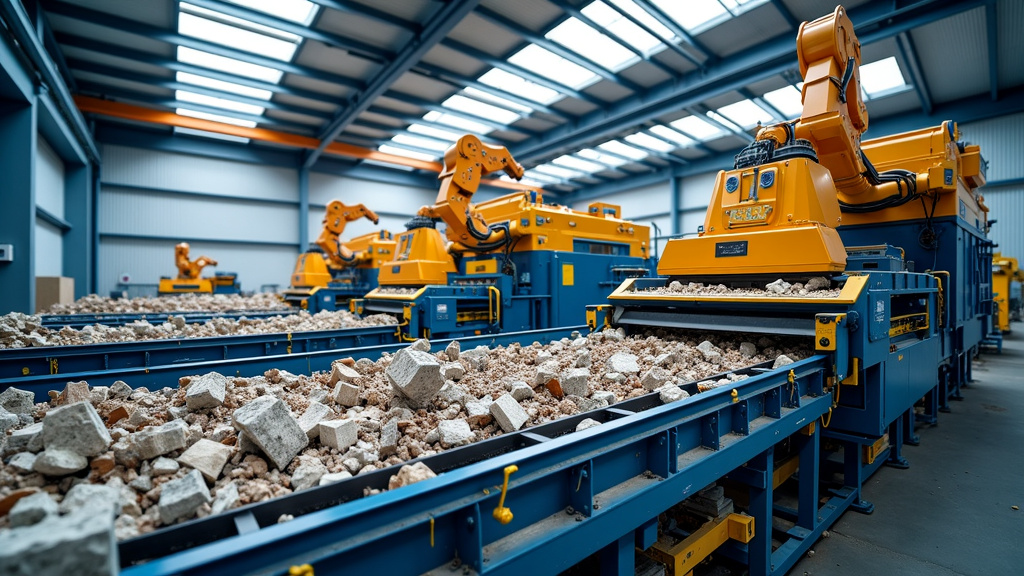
[34,219,63,277]
[101,145,298,203]
[99,187,298,245]
[308,171,434,209]
[570,182,671,220]
[98,237,297,297]
[982,185,1024,262]
[35,137,65,217]
[680,211,708,237]
[960,112,1024,183]
[997,0,1024,88]
[680,172,717,210]
[909,7,989,103]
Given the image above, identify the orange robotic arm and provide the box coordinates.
[418,134,525,252]
[174,242,217,280]
[315,201,381,268]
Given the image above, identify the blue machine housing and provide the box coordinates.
[357,243,655,339]
[838,210,993,407]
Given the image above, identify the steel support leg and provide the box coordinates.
[599,533,635,576]
[843,442,874,514]
[918,385,939,425]
[903,407,921,446]
[796,428,820,531]
[886,413,910,469]
[746,447,774,576]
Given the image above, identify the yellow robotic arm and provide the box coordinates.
[418,134,525,253]
[315,201,381,268]
[175,242,217,280]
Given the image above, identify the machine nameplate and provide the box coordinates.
[715,241,748,258]
[726,204,772,226]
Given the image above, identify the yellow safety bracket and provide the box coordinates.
[492,465,518,525]
[647,513,754,576]
[286,332,293,355]
[49,358,58,375]
[487,285,501,326]
[288,564,314,576]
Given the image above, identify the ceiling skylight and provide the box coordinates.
[553,154,608,173]
[650,0,767,33]
[598,140,649,160]
[508,45,600,90]
[578,148,629,168]
[177,47,284,83]
[588,1,671,54]
[441,94,520,125]
[223,0,318,24]
[625,132,675,153]
[546,18,638,72]
[860,56,908,98]
[390,133,450,152]
[517,171,562,185]
[670,116,723,140]
[478,69,562,105]
[175,90,265,116]
[407,123,462,143]
[176,72,272,100]
[762,85,802,117]
[649,125,695,147]
[423,111,493,135]
[533,163,588,180]
[177,108,257,128]
[462,87,533,114]
[715,99,774,129]
[178,10,300,61]
[377,144,438,162]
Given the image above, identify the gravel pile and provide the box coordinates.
[0,311,396,349]
[639,277,841,298]
[44,293,290,315]
[0,328,808,540]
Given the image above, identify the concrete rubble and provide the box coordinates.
[158,469,211,524]
[386,349,445,407]
[8,492,59,527]
[0,507,118,576]
[232,396,308,471]
[178,439,233,482]
[387,462,436,490]
[185,372,227,411]
[642,277,840,298]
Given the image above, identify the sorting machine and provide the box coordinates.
[354,135,655,339]
[157,242,240,295]
[283,201,396,312]
[992,252,1022,333]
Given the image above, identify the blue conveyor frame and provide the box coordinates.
[124,356,848,576]
[39,309,297,329]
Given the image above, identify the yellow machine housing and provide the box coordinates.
[378,226,456,286]
[992,253,1020,333]
[158,242,219,294]
[290,232,395,289]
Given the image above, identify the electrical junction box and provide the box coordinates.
[0,244,12,262]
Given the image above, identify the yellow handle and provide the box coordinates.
[488,285,501,326]
[288,564,314,576]
[492,465,518,525]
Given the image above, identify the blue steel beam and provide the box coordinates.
[44,1,366,91]
[36,89,88,165]
[895,33,933,115]
[986,1,998,101]
[35,206,71,232]
[565,84,1024,203]
[308,0,420,33]
[770,0,801,30]
[414,61,567,118]
[474,5,645,93]
[598,0,703,69]
[302,0,482,169]
[64,163,93,298]
[1,0,98,162]
[298,168,310,250]
[509,0,991,165]
[0,100,37,314]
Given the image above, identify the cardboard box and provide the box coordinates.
[36,276,74,313]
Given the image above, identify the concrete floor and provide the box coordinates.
[791,325,1024,576]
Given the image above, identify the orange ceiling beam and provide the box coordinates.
[73,96,532,191]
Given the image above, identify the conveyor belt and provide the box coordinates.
[120,354,836,575]
[39,309,296,329]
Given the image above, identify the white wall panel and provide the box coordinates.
[960,113,1024,183]
[983,186,1024,262]
[309,172,435,209]
[99,187,297,244]
[98,237,297,296]
[101,145,298,202]
[34,219,63,277]
[571,182,671,220]
[680,172,718,210]
[680,211,709,236]
[36,138,65,217]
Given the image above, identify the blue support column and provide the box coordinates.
[298,167,310,250]
[0,98,38,313]
[670,176,680,236]
[599,532,635,575]
[63,162,93,298]
[91,163,101,295]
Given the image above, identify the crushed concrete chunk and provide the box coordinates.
[658,384,690,404]
[158,469,211,524]
[739,342,757,358]
[5,421,43,455]
[0,386,35,414]
[773,354,795,369]
[297,401,332,439]
[42,402,111,458]
[60,483,119,518]
[320,419,359,452]
[510,381,534,401]
[408,338,431,352]
[576,418,601,432]
[461,346,490,370]
[109,381,132,399]
[333,382,360,406]
[766,278,792,294]
[641,367,671,390]
[129,476,153,492]
[465,400,492,427]
[490,393,528,433]
[211,482,239,515]
[0,407,17,434]
[388,462,436,490]
[9,491,58,527]
[379,418,399,456]
[606,352,639,374]
[560,368,590,397]
[60,381,92,405]
[534,361,560,387]
[445,340,460,360]
[185,372,227,411]
[442,362,466,381]
[696,341,722,361]
[386,349,444,407]
[805,277,831,291]
[329,362,361,386]
[291,458,328,491]
[33,449,88,476]
[8,451,38,473]
[231,396,308,471]
[151,456,180,476]
[178,439,233,482]
[133,420,188,460]
[319,471,353,486]
[0,508,117,576]
[437,419,473,448]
